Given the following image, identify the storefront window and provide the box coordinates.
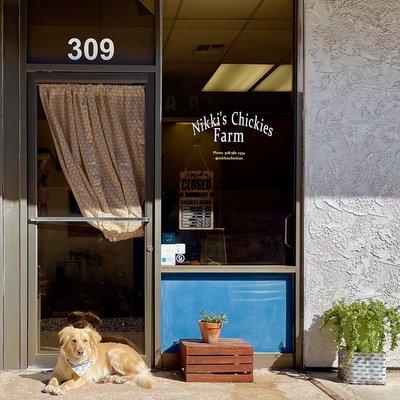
[161,1,295,266]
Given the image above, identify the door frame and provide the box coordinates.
[26,72,155,368]
[0,0,163,370]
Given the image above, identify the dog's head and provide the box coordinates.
[67,311,101,329]
[58,325,101,365]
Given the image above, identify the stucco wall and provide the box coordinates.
[304,0,400,367]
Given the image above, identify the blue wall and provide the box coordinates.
[161,273,294,353]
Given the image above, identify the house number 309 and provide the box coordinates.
[67,38,115,61]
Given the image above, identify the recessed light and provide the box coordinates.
[202,64,274,92]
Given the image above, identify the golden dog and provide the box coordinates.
[44,325,154,395]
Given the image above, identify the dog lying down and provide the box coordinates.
[44,325,155,395]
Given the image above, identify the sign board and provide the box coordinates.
[179,171,213,230]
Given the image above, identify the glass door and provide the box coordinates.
[27,72,154,368]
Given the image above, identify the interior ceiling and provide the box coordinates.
[163,0,293,74]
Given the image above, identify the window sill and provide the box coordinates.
[160,265,296,273]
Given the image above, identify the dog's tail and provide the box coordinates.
[134,369,155,389]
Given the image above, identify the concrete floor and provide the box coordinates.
[309,370,400,400]
[0,369,330,400]
[0,368,398,400]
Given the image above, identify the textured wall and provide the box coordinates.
[304,0,400,367]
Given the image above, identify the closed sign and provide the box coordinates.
[179,171,214,230]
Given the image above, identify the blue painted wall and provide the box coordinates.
[161,273,294,353]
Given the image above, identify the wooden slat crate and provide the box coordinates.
[179,339,253,382]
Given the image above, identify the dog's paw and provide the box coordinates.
[43,385,65,396]
[97,376,109,384]
[114,376,127,384]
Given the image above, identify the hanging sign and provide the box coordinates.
[179,171,214,230]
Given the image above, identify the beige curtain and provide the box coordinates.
[39,84,146,241]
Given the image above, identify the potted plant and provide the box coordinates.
[198,310,228,344]
[321,299,400,385]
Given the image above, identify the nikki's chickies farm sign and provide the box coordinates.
[191,111,274,142]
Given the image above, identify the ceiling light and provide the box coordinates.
[202,64,274,92]
[253,65,292,92]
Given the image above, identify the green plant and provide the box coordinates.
[321,299,400,356]
[200,309,228,324]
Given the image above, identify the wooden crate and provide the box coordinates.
[179,339,253,382]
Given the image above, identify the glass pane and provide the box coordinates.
[162,0,295,266]
[38,223,145,353]
[36,83,147,354]
[37,94,68,217]
[28,0,155,64]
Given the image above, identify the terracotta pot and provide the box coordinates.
[198,320,222,343]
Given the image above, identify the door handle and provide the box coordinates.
[284,214,294,248]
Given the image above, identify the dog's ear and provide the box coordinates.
[59,325,75,345]
[85,327,102,345]
[67,311,86,325]
[82,312,101,327]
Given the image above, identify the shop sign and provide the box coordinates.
[191,111,274,142]
[179,171,213,230]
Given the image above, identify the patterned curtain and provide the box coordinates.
[39,84,146,241]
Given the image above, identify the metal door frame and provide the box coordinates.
[27,72,155,368]
[0,0,162,370]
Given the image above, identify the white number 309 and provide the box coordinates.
[67,38,114,61]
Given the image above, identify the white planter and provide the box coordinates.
[338,348,387,385]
